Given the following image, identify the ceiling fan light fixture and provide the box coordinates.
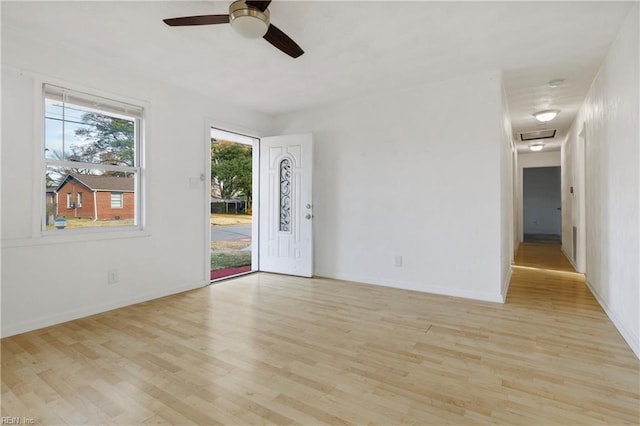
[534,109,559,122]
[229,0,270,38]
[529,143,545,152]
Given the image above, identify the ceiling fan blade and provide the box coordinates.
[263,24,304,58]
[163,15,230,26]
[245,1,272,12]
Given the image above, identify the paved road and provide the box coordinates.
[211,224,252,241]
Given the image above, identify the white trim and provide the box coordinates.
[45,159,140,174]
[34,78,46,237]
[211,127,256,146]
[0,281,201,338]
[44,83,143,119]
[2,228,151,248]
[251,138,260,272]
[37,77,148,236]
[585,279,640,359]
[322,272,505,304]
[203,121,213,284]
[93,189,98,220]
[516,151,563,242]
[501,266,513,302]
[561,245,579,271]
[205,119,263,283]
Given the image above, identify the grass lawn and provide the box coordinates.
[211,239,252,270]
[211,213,252,226]
[211,250,252,270]
[47,217,135,230]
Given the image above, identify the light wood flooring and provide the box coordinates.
[2,244,639,424]
[514,241,576,272]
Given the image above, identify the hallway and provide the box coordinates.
[513,241,576,272]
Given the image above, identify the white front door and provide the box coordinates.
[259,133,313,277]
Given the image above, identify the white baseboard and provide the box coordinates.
[585,279,640,359]
[1,281,206,338]
[318,270,504,304]
[561,245,579,272]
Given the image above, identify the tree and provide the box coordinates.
[74,112,134,169]
[46,112,135,186]
[45,148,96,187]
[211,140,253,209]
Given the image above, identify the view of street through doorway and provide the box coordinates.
[210,128,259,281]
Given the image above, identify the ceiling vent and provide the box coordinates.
[520,129,556,141]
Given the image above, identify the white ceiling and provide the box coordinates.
[1,1,634,152]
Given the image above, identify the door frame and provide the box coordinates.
[516,152,562,244]
[203,120,262,284]
[578,124,587,273]
[521,166,562,242]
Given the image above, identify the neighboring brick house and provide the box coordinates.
[55,174,135,220]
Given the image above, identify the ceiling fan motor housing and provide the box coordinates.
[229,0,270,38]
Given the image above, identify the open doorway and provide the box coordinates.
[523,166,561,243]
[210,128,259,281]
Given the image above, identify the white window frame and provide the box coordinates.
[42,84,145,234]
[66,193,72,209]
[77,192,83,208]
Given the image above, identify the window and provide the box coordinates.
[279,158,292,232]
[43,84,143,231]
[111,192,123,209]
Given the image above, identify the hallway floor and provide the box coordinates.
[514,241,576,272]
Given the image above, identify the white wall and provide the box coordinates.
[563,4,639,357]
[274,71,507,302]
[561,122,586,271]
[500,83,515,298]
[1,33,274,336]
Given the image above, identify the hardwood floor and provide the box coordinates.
[2,246,638,425]
[514,241,576,272]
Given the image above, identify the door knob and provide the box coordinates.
[305,214,312,219]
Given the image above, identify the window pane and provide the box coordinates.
[45,99,136,166]
[111,193,123,208]
[45,166,136,230]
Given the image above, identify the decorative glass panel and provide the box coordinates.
[279,158,292,232]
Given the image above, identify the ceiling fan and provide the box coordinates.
[163,0,304,58]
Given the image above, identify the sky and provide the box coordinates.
[45,99,94,161]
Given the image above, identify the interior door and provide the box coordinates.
[523,166,562,241]
[259,133,313,277]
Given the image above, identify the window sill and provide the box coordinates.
[2,227,150,248]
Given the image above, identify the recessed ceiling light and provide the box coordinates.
[548,78,565,87]
[534,109,560,122]
[529,143,545,152]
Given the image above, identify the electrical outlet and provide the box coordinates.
[107,269,119,285]
[395,256,403,267]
